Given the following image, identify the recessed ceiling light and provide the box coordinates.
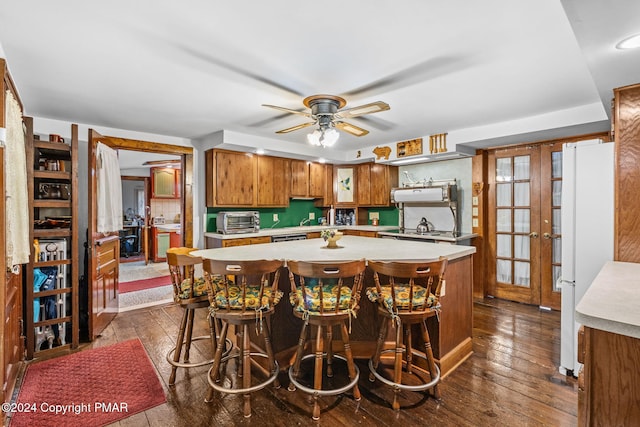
[616,33,640,50]
[256,148,265,154]
[318,158,326,164]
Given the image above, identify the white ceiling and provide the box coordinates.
[1,1,639,157]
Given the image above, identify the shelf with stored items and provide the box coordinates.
[24,117,79,360]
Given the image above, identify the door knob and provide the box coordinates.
[529,232,539,238]
[543,232,552,239]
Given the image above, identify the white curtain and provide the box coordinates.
[96,142,123,233]
[5,90,30,267]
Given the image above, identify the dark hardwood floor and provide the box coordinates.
[24,298,580,426]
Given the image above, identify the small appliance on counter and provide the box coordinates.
[216,211,260,234]
[152,216,165,225]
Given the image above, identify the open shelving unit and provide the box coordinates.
[23,117,79,359]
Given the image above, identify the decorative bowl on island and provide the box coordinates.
[320,229,343,248]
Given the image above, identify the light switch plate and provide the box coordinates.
[472,196,479,206]
[273,214,279,221]
[309,212,315,220]
[473,218,479,227]
[472,207,478,216]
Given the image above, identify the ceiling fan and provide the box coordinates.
[262,95,390,147]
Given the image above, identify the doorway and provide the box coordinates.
[486,143,563,309]
[118,150,183,309]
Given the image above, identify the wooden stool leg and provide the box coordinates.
[207,314,217,354]
[205,322,230,403]
[169,308,189,385]
[288,320,309,392]
[420,320,441,399]
[369,317,388,382]
[326,325,334,378]
[237,326,244,379]
[340,322,361,402]
[313,324,324,421]
[184,308,195,362]
[405,324,413,374]
[393,321,404,411]
[262,318,280,389]
[242,323,252,418]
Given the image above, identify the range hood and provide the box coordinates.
[391,179,460,236]
[391,179,457,204]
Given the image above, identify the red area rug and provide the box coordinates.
[9,339,166,427]
[119,275,172,293]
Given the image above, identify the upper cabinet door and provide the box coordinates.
[257,156,290,206]
[208,150,256,206]
[308,162,326,197]
[151,167,178,198]
[290,159,309,197]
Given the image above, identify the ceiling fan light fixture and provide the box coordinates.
[307,126,339,147]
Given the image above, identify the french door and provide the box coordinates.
[487,143,563,309]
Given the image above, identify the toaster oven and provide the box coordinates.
[216,211,260,234]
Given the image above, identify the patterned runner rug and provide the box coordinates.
[8,339,166,427]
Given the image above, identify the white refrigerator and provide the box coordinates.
[559,139,614,376]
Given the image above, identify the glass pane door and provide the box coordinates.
[488,147,541,305]
[540,143,563,310]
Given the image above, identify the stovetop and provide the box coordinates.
[396,230,458,237]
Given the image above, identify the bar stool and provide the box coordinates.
[202,259,284,418]
[366,257,448,410]
[165,248,231,386]
[286,259,366,420]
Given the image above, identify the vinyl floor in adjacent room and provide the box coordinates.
[85,298,578,426]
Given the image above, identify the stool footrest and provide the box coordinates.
[288,353,360,397]
[369,348,440,391]
[208,351,279,395]
[166,336,233,369]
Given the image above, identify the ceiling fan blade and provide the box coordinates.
[262,104,313,118]
[276,122,316,134]
[335,121,370,137]
[335,101,390,119]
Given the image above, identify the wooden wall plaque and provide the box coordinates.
[396,138,423,158]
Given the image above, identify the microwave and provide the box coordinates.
[216,211,260,234]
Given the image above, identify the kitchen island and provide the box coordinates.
[193,235,476,377]
[575,261,640,426]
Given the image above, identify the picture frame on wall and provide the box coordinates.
[336,167,354,203]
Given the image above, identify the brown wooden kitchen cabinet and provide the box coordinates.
[257,155,290,206]
[290,159,325,198]
[205,235,271,248]
[206,149,290,208]
[206,149,256,207]
[613,83,640,262]
[151,167,179,198]
[356,162,398,206]
[578,325,640,426]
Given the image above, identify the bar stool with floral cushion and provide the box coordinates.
[366,257,448,410]
[202,258,284,418]
[286,259,366,421]
[165,247,231,386]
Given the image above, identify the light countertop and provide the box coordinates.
[192,235,476,263]
[204,225,399,240]
[575,261,640,339]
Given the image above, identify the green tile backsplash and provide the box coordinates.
[206,200,398,232]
